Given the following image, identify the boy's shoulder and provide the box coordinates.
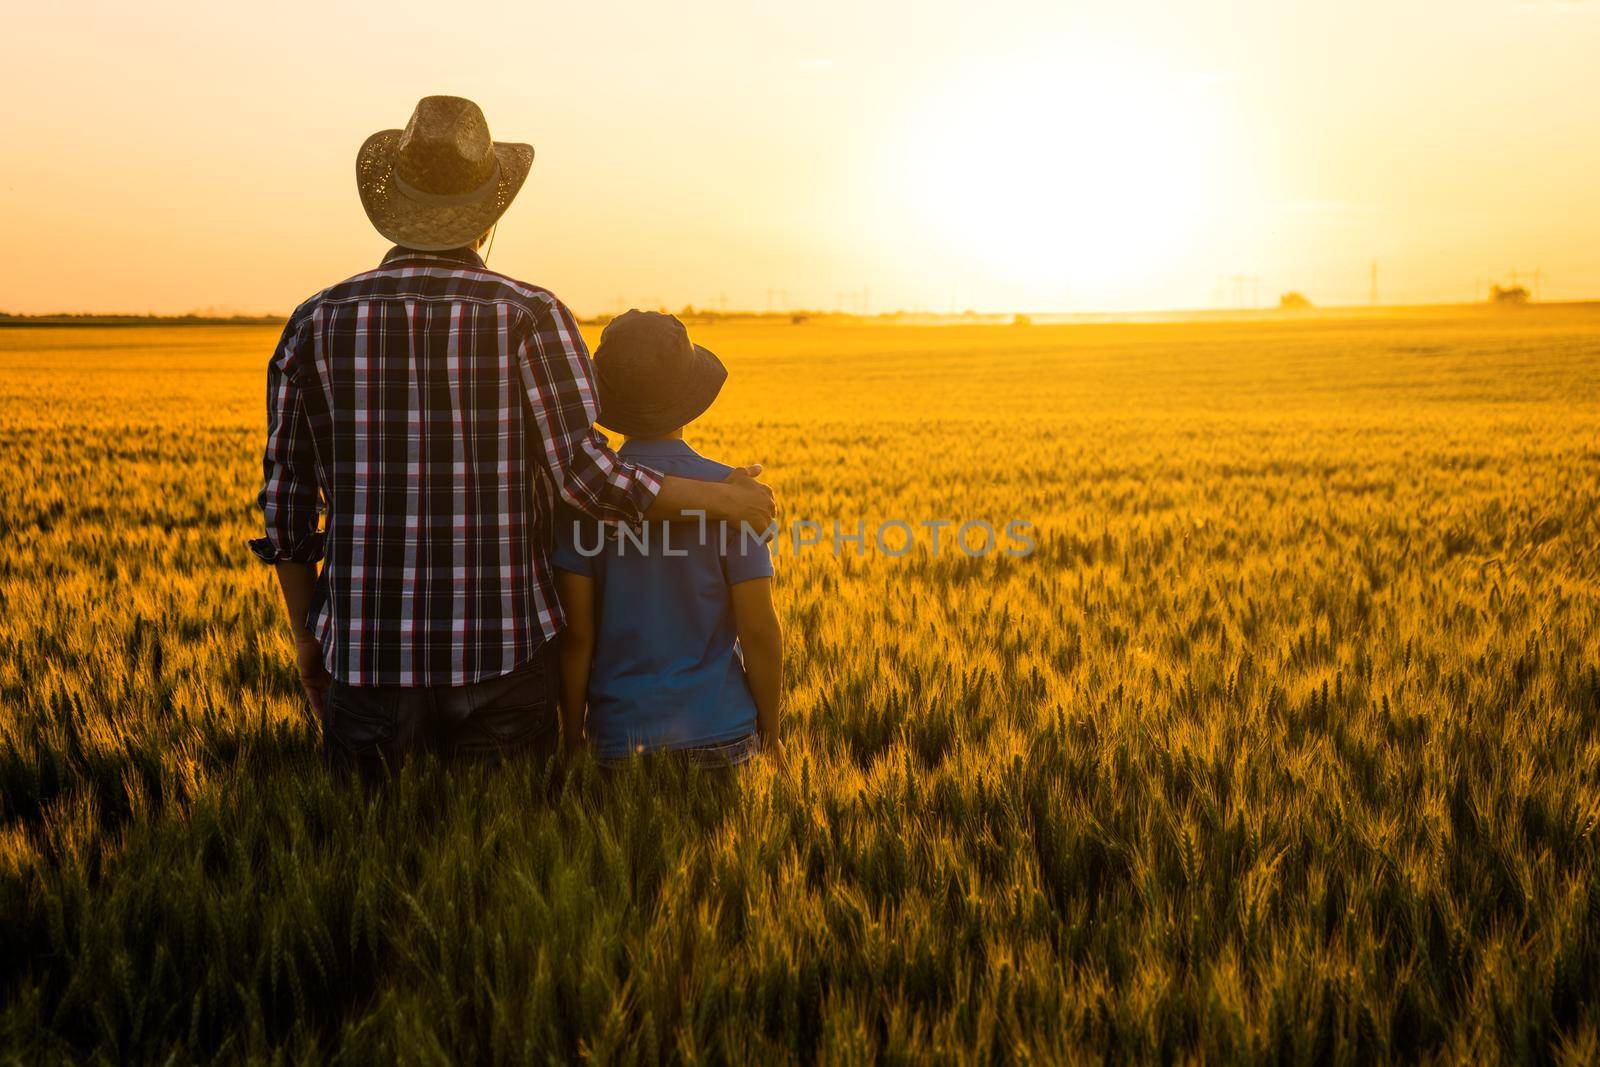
[639,447,734,483]
[684,451,735,481]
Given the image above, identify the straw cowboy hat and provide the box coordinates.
[356,96,533,251]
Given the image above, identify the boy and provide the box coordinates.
[553,310,782,768]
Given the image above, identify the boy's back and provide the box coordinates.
[553,438,773,760]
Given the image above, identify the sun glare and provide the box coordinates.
[900,55,1227,298]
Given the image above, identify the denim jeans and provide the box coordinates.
[594,732,762,772]
[322,644,558,776]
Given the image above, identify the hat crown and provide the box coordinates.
[592,311,729,436]
[597,311,695,385]
[393,96,497,196]
[596,311,696,418]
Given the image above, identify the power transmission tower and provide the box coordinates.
[1224,274,1259,308]
[1369,261,1378,306]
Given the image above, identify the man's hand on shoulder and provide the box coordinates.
[720,464,776,534]
[645,465,776,531]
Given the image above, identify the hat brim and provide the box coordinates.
[356,130,533,252]
[596,345,728,437]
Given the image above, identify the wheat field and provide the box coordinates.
[1,309,1598,1062]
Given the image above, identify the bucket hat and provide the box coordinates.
[593,310,728,436]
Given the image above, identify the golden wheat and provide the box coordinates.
[1,309,1598,1061]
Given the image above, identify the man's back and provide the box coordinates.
[251,246,663,686]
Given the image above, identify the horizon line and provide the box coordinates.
[4,297,1599,328]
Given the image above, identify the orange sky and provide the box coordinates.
[3,1,1598,316]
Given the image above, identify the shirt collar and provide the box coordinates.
[618,438,697,460]
[380,245,486,269]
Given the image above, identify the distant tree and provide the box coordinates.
[680,304,697,318]
[1490,285,1530,306]
[1278,291,1313,310]
[1011,313,1033,327]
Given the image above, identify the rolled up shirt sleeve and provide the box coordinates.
[516,299,663,523]
[249,317,325,564]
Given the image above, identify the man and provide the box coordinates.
[250,96,775,773]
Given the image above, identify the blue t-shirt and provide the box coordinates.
[552,438,774,759]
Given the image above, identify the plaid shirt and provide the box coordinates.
[250,247,663,686]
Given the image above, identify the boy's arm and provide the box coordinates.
[730,578,783,755]
[555,569,597,754]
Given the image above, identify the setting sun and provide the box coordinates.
[899,53,1227,293]
[5,1,1597,316]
